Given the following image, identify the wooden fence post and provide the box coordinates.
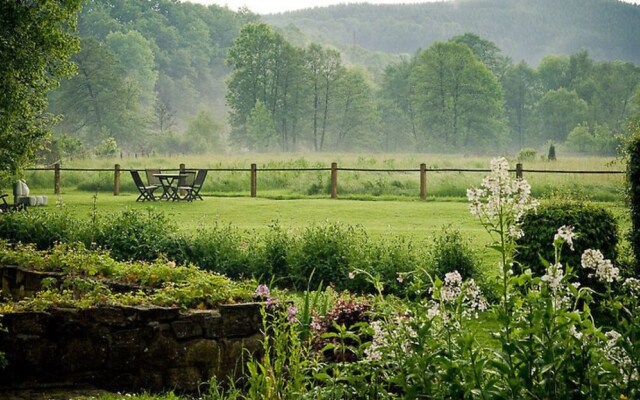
[331,162,338,199]
[54,163,61,195]
[420,163,427,200]
[179,163,185,174]
[516,163,523,179]
[114,164,120,196]
[251,163,257,198]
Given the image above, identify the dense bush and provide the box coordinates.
[515,202,619,284]
[517,147,537,162]
[429,227,479,280]
[0,208,444,295]
[628,125,640,273]
[93,208,176,261]
[0,207,88,249]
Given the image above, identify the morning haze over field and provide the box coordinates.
[40,0,639,160]
[3,1,640,398]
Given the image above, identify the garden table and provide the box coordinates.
[153,173,188,201]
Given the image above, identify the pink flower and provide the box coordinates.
[286,305,298,323]
[254,284,271,299]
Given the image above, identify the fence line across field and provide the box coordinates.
[25,162,626,200]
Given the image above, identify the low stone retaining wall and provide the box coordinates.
[0,304,263,393]
[0,265,264,393]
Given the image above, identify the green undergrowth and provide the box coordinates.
[0,241,254,312]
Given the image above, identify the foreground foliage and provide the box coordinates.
[0,241,253,311]
[0,0,82,185]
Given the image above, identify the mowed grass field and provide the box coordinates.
[24,153,627,201]
[19,153,629,271]
[33,190,629,273]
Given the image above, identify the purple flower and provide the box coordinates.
[286,305,299,323]
[254,284,271,299]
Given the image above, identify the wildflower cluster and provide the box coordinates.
[467,157,537,240]
[581,249,619,283]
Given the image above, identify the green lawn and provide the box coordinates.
[46,190,629,275]
[57,191,487,238]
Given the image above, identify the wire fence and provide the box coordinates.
[25,162,626,200]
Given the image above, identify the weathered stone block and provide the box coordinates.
[142,333,183,366]
[171,320,202,340]
[108,345,140,370]
[89,307,126,327]
[184,338,219,364]
[165,367,202,392]
[191,310,222,339]
[60,338,107,372]
[3,311,49,335]
[220,303,262,337]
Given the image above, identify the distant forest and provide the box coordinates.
[266,0,640,65]
[44,0,640,160]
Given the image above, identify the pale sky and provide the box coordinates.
[185,0,640,15]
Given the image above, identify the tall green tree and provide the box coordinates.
[503,61,541,148]
[247,100,278,151]
[333,67,379,150]
[411,41,504,151]
[226,23,302,151]
[185,110,224,153]
[304,44,343,151]
[536,88,589,142]
[451,33,510,80]
[50,39,127,145]
[380,57,419,149]
[0,0,82,184]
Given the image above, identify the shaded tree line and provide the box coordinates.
[47,0,257,158]
[228,26,640,154]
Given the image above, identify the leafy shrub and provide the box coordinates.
[515,202,618,285]
[429,227,480,280]
[249,223,293,285]
[184,224,250,279]
[0,207,87,249]
[287,223,362,291]
[517,147,537,162]
[548,143,557,161]
[628,127,640,273]
[93,208,176,261]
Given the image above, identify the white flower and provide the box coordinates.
[441,271,463,302]
[581,249,604,270]
[623,277,640,293]
[348,272,355,280]
[568,325,583,341]
[467,157,537,238]
[554,225,575,251]
[426,303,440,320]
[581,249,619,283]
[541,263,564,292]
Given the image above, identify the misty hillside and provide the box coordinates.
[265,0,640,65]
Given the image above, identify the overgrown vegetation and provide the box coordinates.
[627,120,640,274]
[0,241,253,311]
[516,202,620,286]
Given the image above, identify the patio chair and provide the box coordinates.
[0,193,26,212]
[172,170,196,201]
[131,170,158,202]
[146,168,162,187]
[175,169,207,202]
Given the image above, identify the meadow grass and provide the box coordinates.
[22,153,626,202]
[34,189,629,280]
[14,153,629,282]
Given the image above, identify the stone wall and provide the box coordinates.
[0,304,263,393]
[0,266,264,393]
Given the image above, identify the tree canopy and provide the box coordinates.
[0,0,83,185]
